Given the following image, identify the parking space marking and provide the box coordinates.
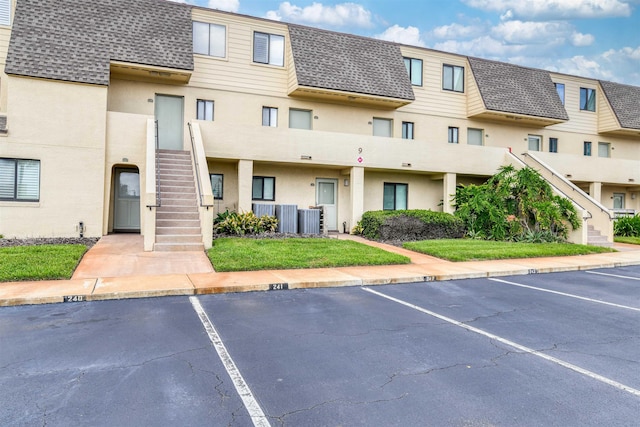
[586,270,640,281]
[190,296,271,427]
[362,287,640,398]
[488,278,640,312]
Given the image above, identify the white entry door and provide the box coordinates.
[316,178,337,231]
[155,95,184,150]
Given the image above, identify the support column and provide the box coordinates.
[237,160,253,213]
[589,182,602,204]
[443,172,457,214]
[349,166,364,233]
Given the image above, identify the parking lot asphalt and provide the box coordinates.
[1,267,639,426]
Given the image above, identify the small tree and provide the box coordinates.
[453,165,580,242]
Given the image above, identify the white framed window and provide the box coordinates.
[383,183,408,210]
[554,83,565,105]
[210,174,223,200]
[467,128,483,146]
[448,127,459,144]
[252,176,275,201]
[0,158,40,201]
[403,57,423,86]
[580,87,596,112]
[443,64,464,92]
[373,118,393,137]
[598,142,611,158]
[613,193,625,210]
[528,135,542,151]
[253,32,284,66]
[289,109,312,130]
[262,107,278,127]
[402,122,414,139]
[196,99,214,121]
[193,22,226,58]
[0,0,9,26]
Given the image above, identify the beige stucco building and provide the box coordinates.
[1,0,639,249]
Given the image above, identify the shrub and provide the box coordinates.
[614,215,640,237]
[356,210,465,241]
[213,210,278,236]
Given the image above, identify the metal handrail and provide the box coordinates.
[188,122,213,209]
[146,119,161,209]
[520,152,613,220]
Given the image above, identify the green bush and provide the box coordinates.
[614,215,640,237]
[356,210,465,241]
[213,210,278,236]
[453,165,580,242]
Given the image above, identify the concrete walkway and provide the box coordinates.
[2,234,640,306]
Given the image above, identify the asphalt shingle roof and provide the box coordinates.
[599,80,640,130]
[468,57,569,121]
[5,0,194,85]
[288,24,414,101]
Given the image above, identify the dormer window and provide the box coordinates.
[253,32,284,66]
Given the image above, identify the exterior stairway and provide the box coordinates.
[154,149,204,252]
[587,224,613,248]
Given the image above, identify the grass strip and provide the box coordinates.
[0,244,88,282]
[403,239,614,262]
[614,236,640,245]
[208,237,410,272]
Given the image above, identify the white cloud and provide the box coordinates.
[431,23,484,39]
[433,35,527,58]
[265,2,373,28]
[208,0,240,12]
[491,20,569,45]
[375,25,425,46]
[462,0,632,20]
[571,32,595,46]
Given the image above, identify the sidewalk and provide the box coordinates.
[2,234,640,307]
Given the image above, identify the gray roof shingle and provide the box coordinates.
[599,80,640,130]
[468,57,569,121]
[288,24,414,101]
[6,0,194,85]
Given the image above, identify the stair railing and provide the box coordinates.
[188,121,214,209]
[145,119,161,209]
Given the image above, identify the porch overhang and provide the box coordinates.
[289,85,413,109]
[468,109,567,127]
[110,61,192,85]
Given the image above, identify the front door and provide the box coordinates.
[316,178,337,231]
[114,168,141,232]
[155,94,184,150]
[613,193,625,210]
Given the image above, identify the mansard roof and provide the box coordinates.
[468,57,569,121]
[599,80,640,130]
[288,24,415,101]
[5,0,194,85]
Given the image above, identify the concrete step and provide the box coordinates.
[157,191,196,200]
[158,174,194,182]
[156,219,201,228]
[153,242,205,252]
[155,234,203,243]
[159,184,196,192]
[156,226,202,235]
[156,211,200,220]
[159,199,197,207]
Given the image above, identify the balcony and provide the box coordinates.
[530,151,640,185]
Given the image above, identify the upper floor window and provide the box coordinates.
[467,128,483,146]
[383,183,408,211]
[193,22,226,58]
[289,109,312,130]
[583,141,592,156]
[598,142,611,158]
[196,99,214,121]
[262,107,278,127]
[528,135,541,151]
[402,122,414,140]
[443,64,464,92]
[580,87,596,112]
[210,174,223,200]
[403,57,423,86]
[0,0,10,26]
[373,118,393,137]
[554,83,565,105]
[253,32,284,66]
[0,158,40,201]
[549,137,558,153]
[448,127,459,144]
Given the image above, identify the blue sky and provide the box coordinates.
[175,0,640,86]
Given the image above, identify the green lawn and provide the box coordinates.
[208,237,410,272]
[0,244,89,282]
[614,236,640,245]
[403,239,614,262]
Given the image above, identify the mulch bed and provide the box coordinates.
[0,237,99,248]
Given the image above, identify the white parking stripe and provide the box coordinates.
[586,270,640,281]
[488,278,640,312]
[190,296,271,427]
[362,287,640,398]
